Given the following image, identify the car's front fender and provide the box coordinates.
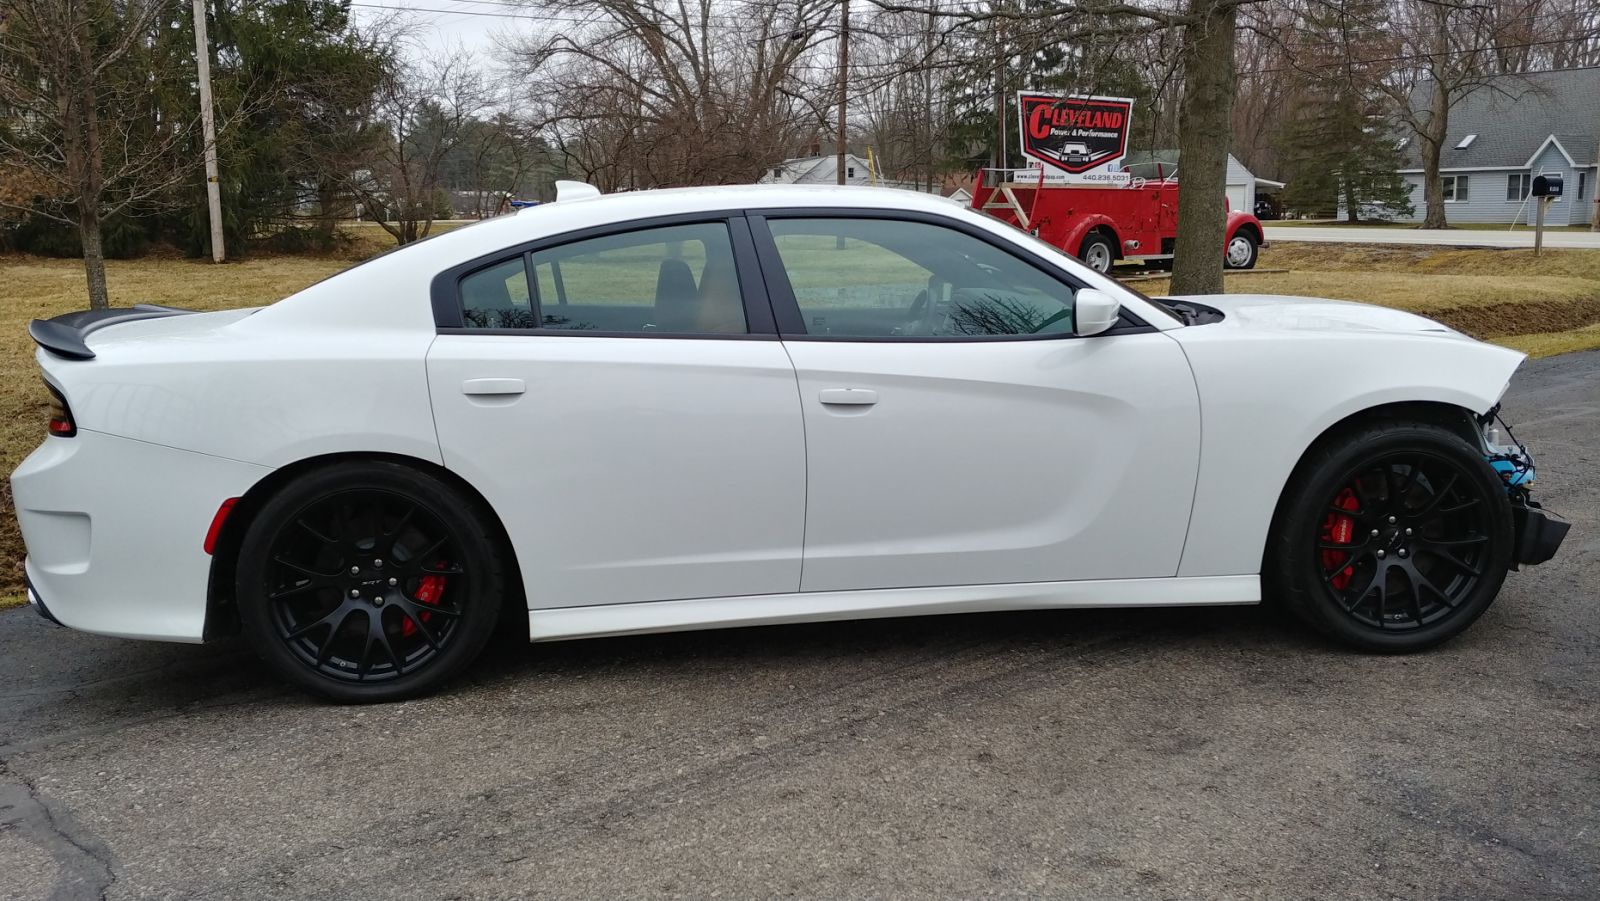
[1165,314,1523,578]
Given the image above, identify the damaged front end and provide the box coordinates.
[1480,406,1569,568]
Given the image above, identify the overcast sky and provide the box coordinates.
[352,0,526,64]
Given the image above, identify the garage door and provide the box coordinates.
[1226,184,1247,213]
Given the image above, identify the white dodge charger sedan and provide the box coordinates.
[13,183,1568,701]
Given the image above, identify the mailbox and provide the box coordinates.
[1532,173,1564,197]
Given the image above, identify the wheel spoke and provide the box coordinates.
[421,562,464,576]
[1396,464,1423,511]
[1421,548,1482,577]
[1340,566,1381,612]
[1412,473,1459,518]
[1323,548,1372,584]
[273,556,339,579]
[1395,565,1426,626]
[296,518,338,544]
[1318,536,1371,551]
[287,602,350,640]
[313,606,358,666]
[1433,498,1481,518]
[397,602,442,651]
[269,580,329,601]
[1414,569,1457,609]
[404,535,449,568]
[1420,534,1489,548]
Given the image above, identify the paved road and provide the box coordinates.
[3,353,1597,900]
[1266,224,1600,249]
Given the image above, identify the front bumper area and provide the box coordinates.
[11,429,269,642]
[24,573,63,626]
[1512,504,1569,567]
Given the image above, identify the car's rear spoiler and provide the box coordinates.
[28,304,196,361]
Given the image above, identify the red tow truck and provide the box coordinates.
[969,166,1265,274]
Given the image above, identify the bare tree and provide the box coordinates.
[347,51,490,244]
[0,0,191,308]
[1375,0,1543,228]
[510,0,838,189]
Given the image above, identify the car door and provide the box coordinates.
[747,210,1201,593]
[426,216,806,609]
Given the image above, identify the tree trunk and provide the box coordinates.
[1420,77,1449,229]
[78,205,110,310]
[1419,138,1446,228]
[1169,0,1237,297]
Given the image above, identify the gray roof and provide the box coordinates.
[1402,67,1600,170]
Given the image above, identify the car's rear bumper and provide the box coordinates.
[11,429,269,642]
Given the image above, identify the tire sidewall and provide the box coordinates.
[1273,423,1513,652]
[236,462,505,702]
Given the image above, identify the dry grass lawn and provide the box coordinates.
[0,238,1597,600]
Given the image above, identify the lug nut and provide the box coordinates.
[1371,529,1380,537]
[1376,550,1386,559]
[1387,515,1397,524]
[349,565,361,575]
[349,588,361,598]
[372,596,385,607]
[1405,528,1413,536]
[373,559,384,568]
[1398,549,1408,558]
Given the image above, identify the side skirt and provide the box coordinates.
[528,575,1260,642]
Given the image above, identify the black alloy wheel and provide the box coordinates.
[1267,419,1512,651]
[1316,452,1492,630]
[237,462,506,702]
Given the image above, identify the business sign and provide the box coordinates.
[1017,92,1134,184]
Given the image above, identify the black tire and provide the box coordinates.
[236,461,508,702]
[1078,232,1116,274]
[1224,230,1259,269]
[1265,418,1513,652]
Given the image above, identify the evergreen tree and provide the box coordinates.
[1278,0,1414,221]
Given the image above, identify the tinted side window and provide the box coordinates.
[460,258,535,329]
[766,218,1076,338]
[532,222,747,334]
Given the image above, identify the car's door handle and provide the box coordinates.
[819,388,878,406]
[462,378,526,396]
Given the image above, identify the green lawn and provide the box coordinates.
[1271,219,1596,232]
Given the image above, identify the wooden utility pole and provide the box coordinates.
[192,0,225,262]
[836,0,849,185]
[993,8,1006,169]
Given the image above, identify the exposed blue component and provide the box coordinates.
[1488,451,1534,488]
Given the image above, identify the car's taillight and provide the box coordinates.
[45,384,76,437]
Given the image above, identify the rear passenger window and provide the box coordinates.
[459,222,747,335]
[460,258,535,329]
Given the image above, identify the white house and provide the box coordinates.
[760,154,876,185]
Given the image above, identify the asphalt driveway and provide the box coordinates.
[3,352,1597,900]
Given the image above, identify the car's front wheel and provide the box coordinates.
[236,461,507,702]
[1266,418,1513,651]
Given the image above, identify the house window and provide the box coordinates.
[772,168,782,179]
[847,166,856,178]
[1456,134,1477,149]
[1507,173,1531,202]
[1441,175,1468,202]
[1579,172,1587,200]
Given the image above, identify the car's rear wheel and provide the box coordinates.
[236,462,506,702]
[1079,233,1115,274]
[1266,419,1512,651]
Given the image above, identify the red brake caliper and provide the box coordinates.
[1320,488,1360,590]
[399,565,448,638]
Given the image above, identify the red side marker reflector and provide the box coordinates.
[204,498,240,555]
